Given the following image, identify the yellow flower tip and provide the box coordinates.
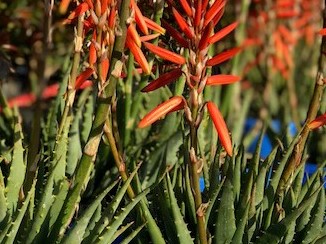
[127,23,142,47]
[143,16,166,35]
[138,96,185,128]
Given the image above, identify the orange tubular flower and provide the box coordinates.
[172,7,194,39]
[204,0,226,27]
[100,57,110,82]
[161,20,189,48]
[141,68,183,92]
[137,0,240,156]
[206,47,242,66]
[75,68,94,89]
[179,0,192,17]
[127,23,142,47]
[130,0,149,35]
[64,2,89,23]
[143,16,166,34]
[126,36,151,74]
[143,42,186,65]
[59,0,72,14]
[206,75,241,86]
[207,102,232,156]
[308,113,326,130]
[319,28,326,35]
[138,96,185,128]
[208,21,238,45]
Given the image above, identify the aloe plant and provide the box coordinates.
[0,0,325,243]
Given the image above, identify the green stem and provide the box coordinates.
[104,117,165,244]
[57,14,84,135]
[189,90,207,244]
[124,53,134,146]
[277,2,326,197]
[49,1,131,240]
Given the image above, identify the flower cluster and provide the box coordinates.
[246,0,322,79]
[60,0,164,89]
[136,0,242,156]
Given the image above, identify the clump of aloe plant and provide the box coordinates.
[0,0,325,244]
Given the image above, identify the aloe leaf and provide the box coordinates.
[231,201,250,244]
[301,187,325,243]
[166,174,193,243]
[83,204,101,240]
[96,188,150,243]
[257,146,278,208]
[291,163,305,206]
[314,235,326,244]
[257,186,322,243]
[49,178,70,233]
[2,179,35,244]
[119,222,146,244]
[233,146,244,203]
[298,162,326,204]
[214,178,236,244]
[86,165,141,243]
[5,112,25,216]
[80,91,94,146]
[156,181,178,244]
[26,169,55,243]
[62,178,119,244]
[296,172,321,233]
[0,169,6,223]
[45,65,70,152]
[184,152,196,226]
[66,89,91,176]
[267,129,302,199]
[110,222,134,244]
[206,177,225,229]
[51,116,70,185]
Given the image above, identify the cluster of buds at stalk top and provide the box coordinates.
[60,0,164,90]
[137,0,242,157]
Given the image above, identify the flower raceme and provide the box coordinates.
[137,0,241,156]
[60,0,165,89]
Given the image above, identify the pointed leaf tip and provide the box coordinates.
[207,102,232,156]
[138,96,184,128]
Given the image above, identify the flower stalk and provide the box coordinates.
[277,1,326,197]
